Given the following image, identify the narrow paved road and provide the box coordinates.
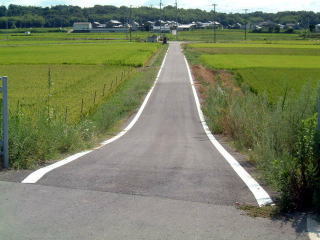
[0,42,308,239]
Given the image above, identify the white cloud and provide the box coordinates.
[1,0,320,12]
[166,0,320,12]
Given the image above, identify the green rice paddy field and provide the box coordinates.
[0,40,161,122]
[0,31,151,43]
[187,42,320,101]
[0,28,305,45]
[178,29,302,42]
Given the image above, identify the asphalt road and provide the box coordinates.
[0,42,308,239]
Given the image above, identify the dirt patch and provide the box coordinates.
[191,64,242,99]
[236,203,281,219]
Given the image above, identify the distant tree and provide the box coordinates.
[0,6,6,17]
[0,17,7,28]
[285,28,295,33]
[274,25,280,33]
[0,4,319,30]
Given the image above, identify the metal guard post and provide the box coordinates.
[0,76,9,168]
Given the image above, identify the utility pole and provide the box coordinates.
[244,9,248,40]
[159,0,162,35]
[175,0,178,40]
[305,15,310,38]
[211,3,217,43]
[4,3,8,30]
[129,5,132,42]
[4,3,8,40]
[0,76,9,169]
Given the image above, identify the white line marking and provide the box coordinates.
[183,55,273,207]
[22,49,169,184]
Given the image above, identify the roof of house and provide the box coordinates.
[109,20,122,24]
[178,24,196,29]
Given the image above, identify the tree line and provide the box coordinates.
[0,4,319,29]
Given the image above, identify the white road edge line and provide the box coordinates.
[21,49,169,184]
[183,55,273,207]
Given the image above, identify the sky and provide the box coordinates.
[1,0,320,13]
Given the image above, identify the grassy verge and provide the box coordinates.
[185,47,320,212]
[7,44,168,169]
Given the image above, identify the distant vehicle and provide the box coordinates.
[163,37,168,44]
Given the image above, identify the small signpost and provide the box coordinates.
[0,76,9,168]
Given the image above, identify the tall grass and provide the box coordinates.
[2,64,136,123]
[204,83,320,210]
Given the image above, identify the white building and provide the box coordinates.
[152,25,171,33]
[73,22,92,31]
[316,24,320,33]
[177,24,196,31]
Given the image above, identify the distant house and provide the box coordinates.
[177,24,196,31]
[166,21,178,28]
[315,24,320,33]
[73,22,92,31]
[285,23,298,30]
[92,22,101,28]
[230,23,242,29]
[143,21,155,31]
[153,21,171,33]
[147,21,155,26]
[131,21,140,30]
[152,25,171,33]
[259,21,277,28]
[106,20,122,28]
[196,21,221,29]
[253,21,279,32]
[154,20,166,27]
[253,25,262,31]
[92,22,107,28]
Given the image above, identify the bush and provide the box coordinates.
[285,28,295,34]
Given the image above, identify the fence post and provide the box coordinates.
[102,84,106,97]
[1,77,9,169]
[65,106,68,123]
[110,80,114,90]
[81,98,84,115]
[93,91,97,105]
